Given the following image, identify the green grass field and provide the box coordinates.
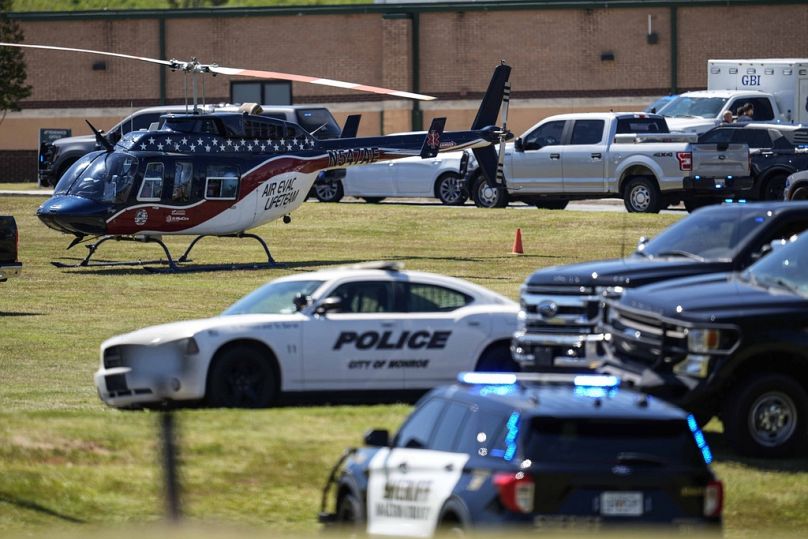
[1,194,807,537]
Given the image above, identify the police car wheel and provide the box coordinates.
[724,373,808,458]
[206,345,277,408]
[762,173,788,201]
[336,491,364,526]
[475,343,518,372]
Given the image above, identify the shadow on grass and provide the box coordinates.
[0,492,85,523]
[705,430,808,472]
[0,311,43,317]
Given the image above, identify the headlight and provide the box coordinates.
[516,311,527,333]
[687,328,738,353]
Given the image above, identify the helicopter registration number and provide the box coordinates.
[327,148,381,167]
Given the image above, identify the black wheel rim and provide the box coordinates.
[316,180,339,201]
[765,177,787,200]
[221,357,267,407]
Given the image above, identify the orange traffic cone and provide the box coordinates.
[512,228,524,254]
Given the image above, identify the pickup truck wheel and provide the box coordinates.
[206,345,277,408]
[472,176,509,208]
[623,177,662,213]
[789,186,808,200]
[314,178,344,203]
[435,172,467,205]
[762,173,788,201]
[723,374,808,457]
[534,199,569,210]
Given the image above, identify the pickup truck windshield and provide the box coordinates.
[638,206,769,260]
[744,233,808,297]
[659,96,728,119]
[223,279,324,315]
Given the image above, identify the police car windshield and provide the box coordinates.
[222,279,325,315]
[524,418,704,467]
[66,152,139,204]
[637,206,768,261]
[659,96,727,118]
[744,233,808,297]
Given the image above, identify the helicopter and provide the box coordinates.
[1,42,512,271]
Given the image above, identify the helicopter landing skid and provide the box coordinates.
[51,233,277,272]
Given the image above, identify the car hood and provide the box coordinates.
[52,134,96,147]
[526,257,729,288]
[619,272,808,321]
[102,313,304,347]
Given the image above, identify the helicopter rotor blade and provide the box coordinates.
[0,41,436,100]
[210,65,435,101]
[494,81,511,185]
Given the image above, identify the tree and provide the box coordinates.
[0,0,32,126]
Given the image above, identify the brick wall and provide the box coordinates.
[0,151,37,183]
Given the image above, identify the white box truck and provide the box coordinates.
[660,58,808,133]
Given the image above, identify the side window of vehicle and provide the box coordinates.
[172,162,194,203]
[570,120,604,145]
[402,283,472,313]
[455,407,508,457]
[699,129,733,144]
[751,218,808,262]
[431,402,470,452]
[205,165,239,200]
[748,98,775,121]
[329,281,394,313]
[394,398,446,449]
[732,129,773,149]
[138,162,165,201]
[523,121,565,150]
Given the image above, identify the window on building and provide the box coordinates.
[231,81,292,105]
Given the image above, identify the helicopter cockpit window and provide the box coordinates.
[205,165,239,200]
[66,152,138,204]
[172,162,194,203]
[138,162,165,202]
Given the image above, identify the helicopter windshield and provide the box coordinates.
[222,279,325,315]
[66,152,139,204]
[53,151,100,195]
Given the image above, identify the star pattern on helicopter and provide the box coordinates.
[125,132,317,155]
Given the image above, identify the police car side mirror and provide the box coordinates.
[315,296,343,316]
[364,429,389,447]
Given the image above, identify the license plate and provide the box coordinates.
[600,492,643,516]
[714,178,726,188]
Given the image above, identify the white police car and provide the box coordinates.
[94,262,519,408]
[319,373,723,536]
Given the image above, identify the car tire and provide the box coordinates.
[314,178,344,203]
[789,186,808,200]
[534,199,569,210]
[362,197,385,203]
[206,345,277,408]
[723,373,808,458]
[475,342,518,372]
[435,172,467,206]
[623,177,662,213]
[472,175,508,208]
[336,491,364,528]
[762,173,789,201]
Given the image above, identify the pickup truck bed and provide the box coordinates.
[0,216,22,282]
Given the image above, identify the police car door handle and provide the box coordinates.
[444,463,455,472]
[398,462,408,472]
[381,322,396,328]
[467,321,481,327]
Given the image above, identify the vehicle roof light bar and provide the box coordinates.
[457,372,621,388]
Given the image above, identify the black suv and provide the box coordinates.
[601,222,808,458]
[319,373,722,535]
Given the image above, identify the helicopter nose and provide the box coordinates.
[37,195,109,235]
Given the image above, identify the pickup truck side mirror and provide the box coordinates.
[514,137,524,152]
[364,428,390,447]
[314,296,343,316]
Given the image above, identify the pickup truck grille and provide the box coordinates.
[103,346,125,369]
[604,305,688,368]
[522,285,601,334]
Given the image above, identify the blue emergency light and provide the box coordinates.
[458,372,517,385]
[687,414,714,465]
[573,375,620,388]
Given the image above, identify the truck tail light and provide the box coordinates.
[677,151,692,171]
[493,472,534,513]
[703,480,723,517]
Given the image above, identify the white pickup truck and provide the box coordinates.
[467,112,749,213]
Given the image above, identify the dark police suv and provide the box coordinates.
[319,373,722,535]
[513,201,808,372]
[601,224,808,458]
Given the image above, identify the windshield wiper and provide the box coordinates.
[651,250,706,262]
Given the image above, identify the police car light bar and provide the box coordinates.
[457,372,621,388]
